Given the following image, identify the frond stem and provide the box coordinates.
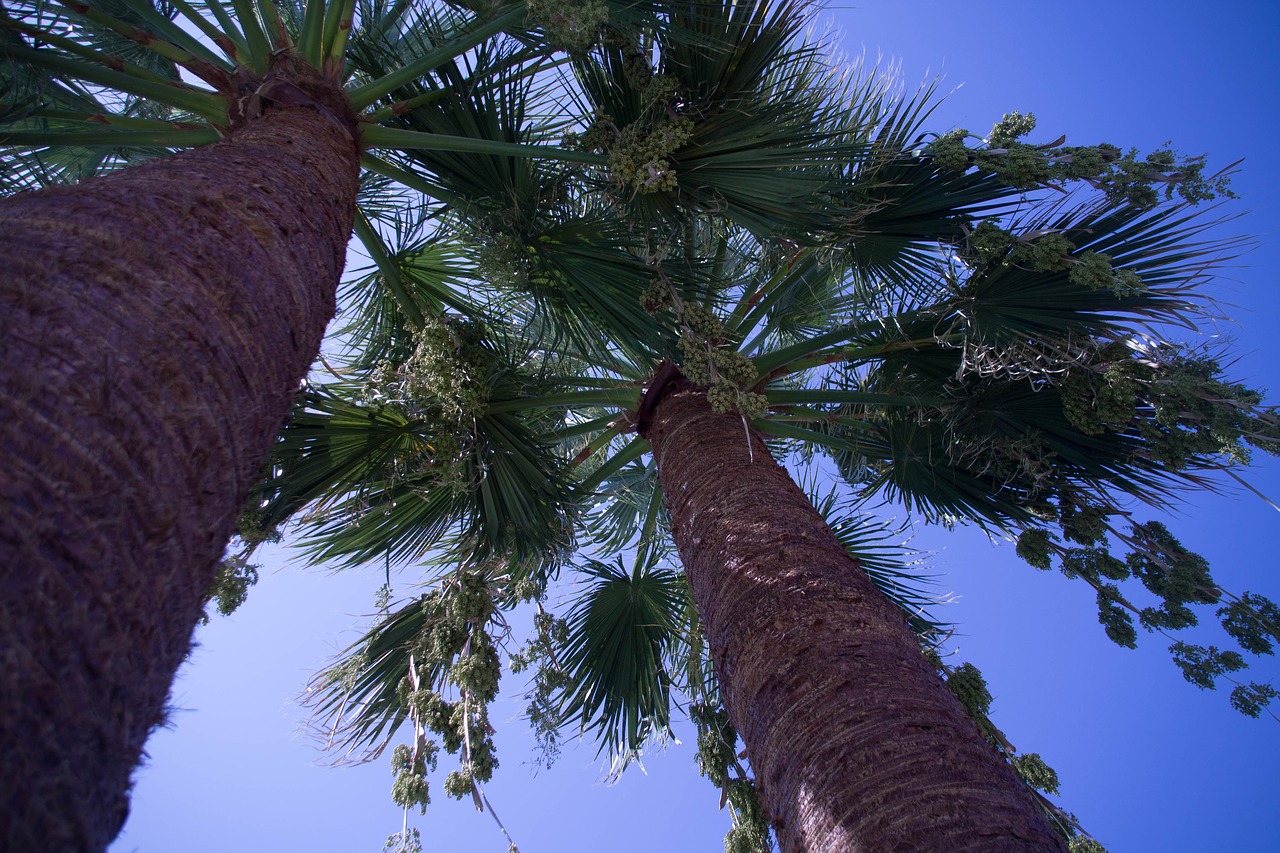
[50,0,231,86]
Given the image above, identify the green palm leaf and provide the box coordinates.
[553,555,686,762]
[305,596,426,759]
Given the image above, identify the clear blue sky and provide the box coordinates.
[111,3,1280,851]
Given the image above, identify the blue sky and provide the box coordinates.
[111,3,1280,851]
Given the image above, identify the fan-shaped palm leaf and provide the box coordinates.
[553,554,686,761]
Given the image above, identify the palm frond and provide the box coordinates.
[553,554,686,762]
[304,595,426,760]
[244,385,435,537]
[583,457,670,557]
[286,364,581,571]
[340,209,481,370]
[517,215,673,364]
[952,200,1243,348]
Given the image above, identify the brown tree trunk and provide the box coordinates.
[0,66,360,851]
[642,379,1066,853]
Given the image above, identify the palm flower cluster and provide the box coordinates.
[930,111,1235,206]
[690,703,771,853]
[675,302,767,416]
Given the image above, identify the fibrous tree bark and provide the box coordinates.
[641,375,1066,852]
[0,59,360,850]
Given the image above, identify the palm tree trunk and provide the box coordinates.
[641,378,1066,852]
[0,68,360,851]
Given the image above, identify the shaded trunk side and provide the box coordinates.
[643,384,1066,853]
[0,80,360,851]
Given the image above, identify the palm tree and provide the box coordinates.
[260,6,1278,853]
[0,0,626,846]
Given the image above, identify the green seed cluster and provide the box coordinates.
[987,110,1037,147]
[1169,640,1245,689]
[620,43,653,88]
[577,111,617,153]
[390,742,437,813]
[1060,351,1141,438]
[712,348,757,386]
[1219,593,1280,656]
[1012,496,1280,720]
[945,662,993,718]
[678,332,713,385]
[1144,353,1274,467]
[707,379,768,418]
[690,703,737,788]
[640,278,672,313]
[1068,251,1146,297]
[706,380,738,413]
[1011,753,1060,796]
[674,303,766,417]
[201,554,259,622]
[989,143,1053,190]
[593,67,695,193]
[442,767,474,800]
[1060,342,1279,469]
[359,319,494,493]
[1069,251,1118,292]
[682,302,723,339]
[1059,500,1109,546]
[931,111,1233,207]
[722,778,771,853]
[418,615,466,662]
[382,828,422,853]
[404,319,492,421]
[474,227,532,289]
[929,652,1086,842]
[404,688,453,737]
[1015,528,1055,570]
[360,322,493,496]
[1060,547,1128,583]
[642,73,677,103]
[448,571,497,624]
[526,0,609,55]
[384,572,505,823]
[964,224,1145,298]
[964,221,1014,266]
[930,129,971,172]
[1168,638,1279,719]
[464,725,497,781]
[608,115,695,193]
[1229,682,1280,718]
[1128,521,1217,631]
[234,506,281,545]
[689,704,772,853]
[1011,232,1075,272]
[677,300,725,384]
[1098,146,1234,208]
[451,640,501,703]
[508,576,542,604]
[325,647,370,693]
[359,358,398,406]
